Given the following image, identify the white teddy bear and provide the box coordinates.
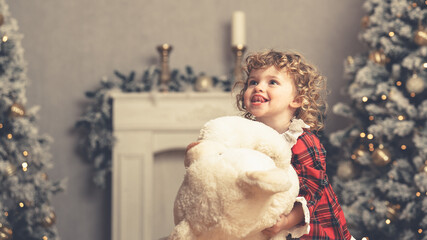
[169,116,309,240]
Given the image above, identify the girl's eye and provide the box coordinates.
[270,80,278,85]
[248,80,258,86]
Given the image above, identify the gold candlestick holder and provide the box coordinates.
[157,43,173,92]
[232,44,247,83]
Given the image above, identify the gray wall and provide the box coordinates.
[8,1,365,240]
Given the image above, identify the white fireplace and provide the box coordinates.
[111,92,239,240]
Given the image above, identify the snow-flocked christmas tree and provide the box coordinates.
[0,1,63,239]
[328,1,427,239]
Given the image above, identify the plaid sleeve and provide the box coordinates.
[291,131,328,215]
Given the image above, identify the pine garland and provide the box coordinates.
[76,66,232,188]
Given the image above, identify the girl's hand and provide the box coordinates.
[262,202,305,237]
[262,214,289,237]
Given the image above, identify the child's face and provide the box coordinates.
[243,66,301,125]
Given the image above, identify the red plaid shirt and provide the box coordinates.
[291,131,351,240]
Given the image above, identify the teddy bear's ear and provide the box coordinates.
[237,168,291,195]
[184,142,201,168]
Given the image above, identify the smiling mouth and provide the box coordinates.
[251,95,268,103]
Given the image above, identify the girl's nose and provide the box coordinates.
[254,83,264,92]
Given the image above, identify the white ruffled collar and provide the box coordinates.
[281,118,310,146]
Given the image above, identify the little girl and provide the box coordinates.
[235,50,353,240]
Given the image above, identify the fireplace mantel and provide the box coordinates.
[111,92,239,240]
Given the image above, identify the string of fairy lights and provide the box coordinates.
[345,0,426,162]
[1,1,426,239]
[1,105,56,240]
[0,10,57,240]
[339,1,427,239]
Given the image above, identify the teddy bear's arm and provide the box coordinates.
[237,168,292,195]
[168,220,196,240]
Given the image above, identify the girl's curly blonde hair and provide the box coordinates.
[234,50,327,132]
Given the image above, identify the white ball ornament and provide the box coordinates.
[194,75,213,92]
[337,161,358,180]
[406,74,425,94]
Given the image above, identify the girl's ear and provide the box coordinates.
[290,95,303,108]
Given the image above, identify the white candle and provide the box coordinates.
[232,11,246,46]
